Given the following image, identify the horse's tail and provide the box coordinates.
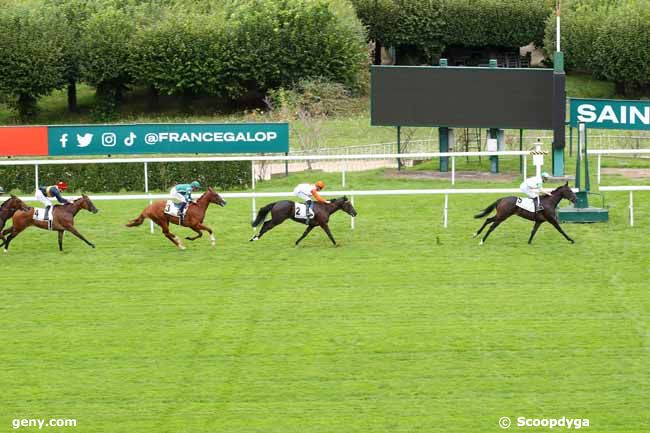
[126,212,147,227]
[474,199,501,219]
[252,202,275,227]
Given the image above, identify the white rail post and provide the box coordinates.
[144,162,154,234]
[451,156,455,185]
[34,164,39,191]
[443,194,449,228]
[629,191,634,227]
[251,161,256,229]
[523,156,527,179]
[350,194,355,229]
[597,154,602,185]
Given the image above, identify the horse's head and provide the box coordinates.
[337,196,357,217]
[206,187,227,207]
[1,195,28,213]
[78,194,99,213]
[555,182,577,204]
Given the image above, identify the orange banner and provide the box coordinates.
[0,126,48,156]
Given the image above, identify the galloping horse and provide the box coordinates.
[126,187,226,249]
[0,195,29,234]
[250,196,357,246]
[473,183,577,245]
[1,195,99,252]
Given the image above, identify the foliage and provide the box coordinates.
[0,161,251,193]
[545,0,650,97]
[351,0,549,64]
[0,3,68,119]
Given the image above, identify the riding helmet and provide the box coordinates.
[315,180,325,189]
[56,181,68,191]
[190,181,201,189]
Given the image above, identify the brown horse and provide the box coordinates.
[250,196,357,246]
[1,195,99,252]
[126,187,226,249]
[0,195,29,234]
[473,183,577,245]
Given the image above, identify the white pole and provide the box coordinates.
[443,194,448,228]
[34,164,39,191]
[251,161,256,229]
[556,0,561,52]
[350,195,355,229]
[629,191,634,227]
[144,162,154,234]
[523,156,527,179]
[451,156,455,185]
[597,154,602,185]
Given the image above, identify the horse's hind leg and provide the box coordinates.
[474,216,495,238]
[480,219,505,245]
[250,220,279,241]
[3,225,27,253]
[186,228,203,241]
[58,230,64,251]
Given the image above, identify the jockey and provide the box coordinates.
[170,180,201,214]
[520,172,553,212]
[35,181,70,207]
[293,180,329,223]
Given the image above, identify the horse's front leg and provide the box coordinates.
[58,230,64,251]
[295,225,315,246]
[63,224,95,249]
[546,215,575,243]
[528,221,542,244]
[320,223,337,246]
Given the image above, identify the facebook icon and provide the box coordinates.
[59,133,68,148]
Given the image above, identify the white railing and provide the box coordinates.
[598,186,650,226]
[18,187,567,231]
[587,149,650,184]
[0,150,533,191]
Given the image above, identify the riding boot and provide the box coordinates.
[178,202,186,224]
[536,197,544,212]
[305,200,312,225]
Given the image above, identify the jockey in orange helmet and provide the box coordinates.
[293,180,329,224]
[36,181,70,208]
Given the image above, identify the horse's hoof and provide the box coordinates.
[3,249,7,254]
[250,236,258,242]
[211,242,216,247]
[570,240,575,244]
[178,245,186,250]
[479,240,484,245]
[90,244,96,249]
[472,232,477,238]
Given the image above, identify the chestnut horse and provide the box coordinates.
[473,183,577,245]
[250,196,357,246]
[126,187,226,249]
[0,195,29,234]
[1,195,99,252]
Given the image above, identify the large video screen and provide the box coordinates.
[371,66,555,130]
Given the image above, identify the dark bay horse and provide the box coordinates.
[473,183,577,245]
[1,195,99,252]
[126,187,226,249]
[0,196,29,233]
[250,196,357,246]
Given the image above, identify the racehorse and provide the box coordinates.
[0,195,29,234]
[250,196,357,246]
[1,195,99,252]
[473,183,577,245]
[126,187,226,249]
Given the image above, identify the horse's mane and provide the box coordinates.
[552,183,570,193]
[0,196,18,209]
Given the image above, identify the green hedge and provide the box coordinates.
[0,161,250,194]
[352,0,549,64]
[545,0,650,96]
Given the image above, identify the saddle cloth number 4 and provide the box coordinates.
[295,203,314,220]
[33,207,53,221]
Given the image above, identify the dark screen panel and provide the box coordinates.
[371,66,555,130]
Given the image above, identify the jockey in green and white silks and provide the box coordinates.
[519,172,553,212]
[170,181,201,214]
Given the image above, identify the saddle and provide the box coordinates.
[164,201,190,223]
[33,206,54,230]
[294,203,314,220]
[516,198,542,213]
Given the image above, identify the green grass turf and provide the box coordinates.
[1,173,649,433]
